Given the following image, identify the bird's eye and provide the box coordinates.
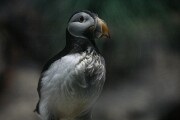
[79,16,84,23]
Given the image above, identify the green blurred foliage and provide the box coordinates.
[0,1,180,120]
[0,0,179,75]
[30,0,179,70]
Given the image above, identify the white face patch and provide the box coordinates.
[68,12,95,39]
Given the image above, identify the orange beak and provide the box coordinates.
[97,18,110,38]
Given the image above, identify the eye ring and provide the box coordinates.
[79,16,84,23]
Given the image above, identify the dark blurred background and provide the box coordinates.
[0,0,180,120]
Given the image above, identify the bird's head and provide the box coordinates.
[67,10,110,40]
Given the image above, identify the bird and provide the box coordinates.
[34,10,110,120]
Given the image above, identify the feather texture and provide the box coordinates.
[35,10,108,120]
[37,48,105,120]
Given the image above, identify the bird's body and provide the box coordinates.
[35,10,109,120]
[38,46,105,120]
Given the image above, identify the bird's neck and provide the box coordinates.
[65,30,100,53]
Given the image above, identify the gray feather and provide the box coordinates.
[38,48,105,120]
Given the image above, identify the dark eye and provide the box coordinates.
[79,16,84,23]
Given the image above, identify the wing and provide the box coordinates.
[34,48,68,114]
[34,61,59,114]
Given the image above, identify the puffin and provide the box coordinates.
[35,10,110,120]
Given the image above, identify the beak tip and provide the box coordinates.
[105,34,110,39]
[108,35,111,39]
[107,33,110,38]
[104,32,110,39]
[96,17,110,39]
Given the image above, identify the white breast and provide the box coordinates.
[39,51,105,119]
[42,53,83,88]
